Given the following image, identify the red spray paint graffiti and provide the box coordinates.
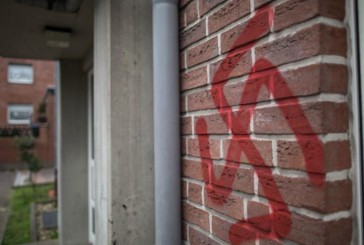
[195,7,324,244]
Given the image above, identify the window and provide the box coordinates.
[7,104,33,125]
[8,64,33,84]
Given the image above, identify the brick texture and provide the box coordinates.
[258,174,352,213]
[183,202,210,231]
[208,0,250,34]
[277,139,351,172]
[199,0,226,16]
[185,1,199,25]
[210,49,252,84]
[273,0,345,32]
[205,185,244,219]
[255,24,347,71]
[181,66,208,91]
[188,182,203,204]
[188,137,221,159]
[187,37,219,67]
[181,20,207,49]
[189,226,220,245]
[221,10,271,53]
[253,102,348,134]
[180,0,352,244]
[187,88,219,111]
[212,164,254,193]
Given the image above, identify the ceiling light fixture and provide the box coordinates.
[44,26,72,48]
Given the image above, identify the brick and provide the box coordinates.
[222,75,270,107]
[260,240,284,245]
[212,164,254,193]
[180,0,193,8]
[182,180,188,199]
[254,0,273,9]
[212,215,256,243]
[223,139,273,166]
[188,182,203,204]
[320,64,348,93]
[208,0,250,34]
[181,66,208,91]
[180,11,186,29]
[182,158,208,181]
[187,37,219,67]
[187,88,219,111]
[188,137,221,159]
[221,10,270,53]
[211,215,234,242]
[230,107,252,134]
[180,20,207,49]
[280,214,352,245]
[195,112,229,134]
[205,185,244,219]
[185,1,199,25]
[199,0,227,16]
[253,102,349,134]
[258,174,352,213]
[181,95,187,113]
[181,137,187,155]
[277,139,351,173]
[180,52,186,71]
[274,0,345,32]
[181,116,193,135]
[255,24,347,71]
[183,202,210,231]
[273,64,348,99]
[189,226,220,245]
[247,200,271,231]
[210,49,252,84]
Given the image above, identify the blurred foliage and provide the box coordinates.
[15,136,42,174]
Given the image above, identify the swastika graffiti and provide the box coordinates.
[195,6,324,244]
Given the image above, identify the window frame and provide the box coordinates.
[7,104,33,125]
[7,63,34,84]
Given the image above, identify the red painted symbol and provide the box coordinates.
[195,7,324,244]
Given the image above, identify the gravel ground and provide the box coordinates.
[35,201,58,241]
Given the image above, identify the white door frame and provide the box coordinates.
[87,69,95,244]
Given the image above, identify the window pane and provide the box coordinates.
[8,104,33,125]
[8,64,33,84]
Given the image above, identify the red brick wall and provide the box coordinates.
[0,57,55,169]
[180,0,352,244]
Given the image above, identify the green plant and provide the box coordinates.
[15,135,35,151]
[14,135,43,195]
[37,102,48,123]
[49,230,58,239]
[38,102,46,114]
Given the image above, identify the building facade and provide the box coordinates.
[0,57,55,169]
[0,0,363,244]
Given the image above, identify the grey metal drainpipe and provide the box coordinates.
[153,0,181,244]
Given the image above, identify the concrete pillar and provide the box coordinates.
[57,60,89,245]
[94,0,154,244]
